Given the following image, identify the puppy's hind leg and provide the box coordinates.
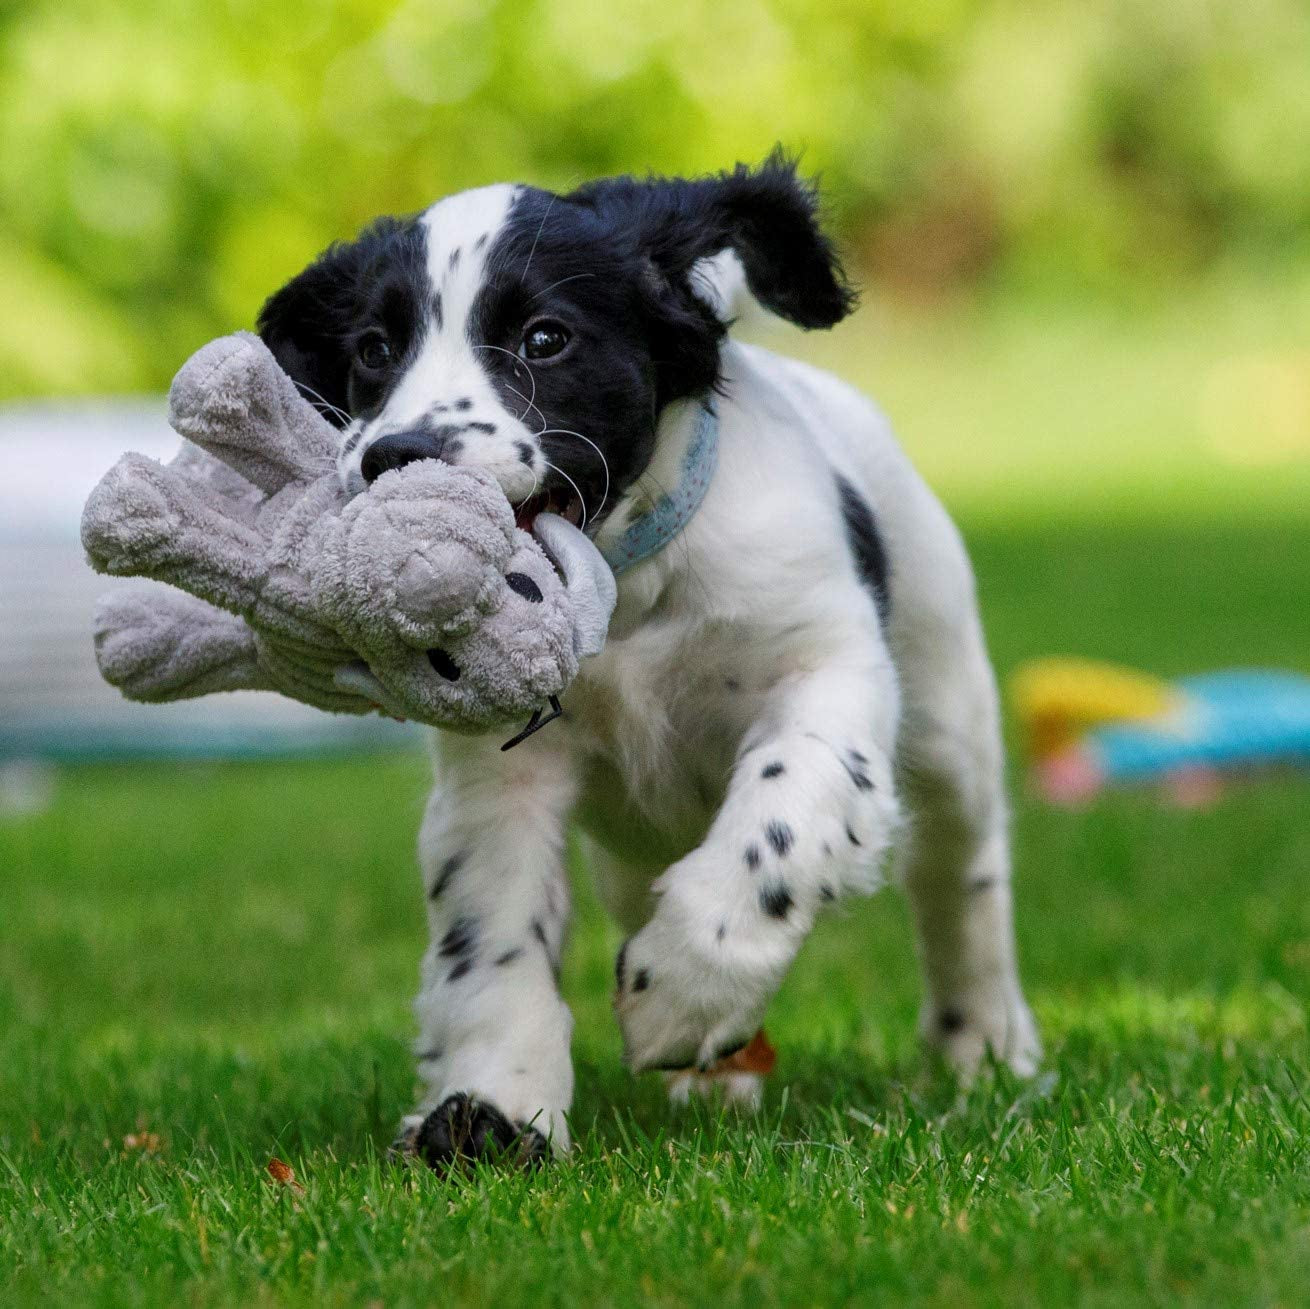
[896,608,1040,1080]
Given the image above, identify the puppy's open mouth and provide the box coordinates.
[514,486,584,532]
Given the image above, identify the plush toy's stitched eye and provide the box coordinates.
[505,572,544,603]
[357,332,392,371]
[519,321,570,361]
[427,649,460,681]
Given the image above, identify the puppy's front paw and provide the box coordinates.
[406,1094,549,1172]
[614,910,780,1074]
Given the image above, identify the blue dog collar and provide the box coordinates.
[599,399,719,575]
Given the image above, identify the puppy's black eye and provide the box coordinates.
[520,321,570,361]
[357,332,392,371]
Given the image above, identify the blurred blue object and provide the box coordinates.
[1,399,420,761]
[1091,671,1310,782]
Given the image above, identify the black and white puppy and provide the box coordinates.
[258,155,1039,1168]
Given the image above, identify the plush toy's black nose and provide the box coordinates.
[360,431,446,485]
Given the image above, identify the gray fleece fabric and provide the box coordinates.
[81,332,617,731]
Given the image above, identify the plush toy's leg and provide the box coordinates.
[396,730,578,1169]
[93,584,271,702]
[613,651,902,1074]
[82,453,269,617]
[895,604,1041,1080]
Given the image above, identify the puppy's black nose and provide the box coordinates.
[360,431,446,484]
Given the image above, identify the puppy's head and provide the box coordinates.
[257,153,854,531]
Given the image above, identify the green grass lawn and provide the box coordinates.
[4,285,1310,1306]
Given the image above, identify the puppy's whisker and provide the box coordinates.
[294,381,352,426]
[540,459,591,532]
[529,272,596,302]
[472,343,542,425]
[520,194,557,287]
[536,428,610,520]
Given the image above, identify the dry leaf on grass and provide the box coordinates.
[266,1158,306,1195]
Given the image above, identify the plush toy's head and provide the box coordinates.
[82,332,617,740]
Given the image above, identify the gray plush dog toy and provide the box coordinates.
[80,332,617,744]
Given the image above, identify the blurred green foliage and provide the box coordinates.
[2,0,1309,401]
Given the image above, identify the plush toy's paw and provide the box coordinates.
[408,1094,550,1172]
[920,986,1042,1081]
[614,903,779,1074]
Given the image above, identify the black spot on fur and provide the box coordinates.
[632,968,651,993]
[468,420,496,434]
[532,919,549,952]
[427,648,461,681]
[414,1093,549,1172]
[446,959,473,983]
[846,824,862,847]
[429,851,467,900]
[724,677,741,691]
[439,916,477,959]
[474,232,489,251]
[448,246,462,270]
[716,921,727,942]
[615,941,629,990]
[761,761,785,779]
[744,844,761,872]
[760,883,794,919]
[842,750,874,792]
[940,1008,966,1035]
[835,473,891,624]
[506,572,544,603]
[432,290,443,330]
[495,947,524,967]
[819,882,836,902]
[765,820,794,857]
[969,877,997,893]
[516,441,535,465]
[418,1046,444,1063]
[455,398,472,411]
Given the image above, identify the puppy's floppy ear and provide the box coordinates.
[574,148,856,331]
[256,247,358,428]
[257,217,418,428]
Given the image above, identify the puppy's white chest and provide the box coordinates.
[565,620,778,866]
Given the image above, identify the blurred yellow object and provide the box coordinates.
[1010,657,1181,759]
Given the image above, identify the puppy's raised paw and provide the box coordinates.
[613,912,774,1075]
[410,1093,549,1172]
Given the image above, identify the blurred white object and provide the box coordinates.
[0,398,415,759]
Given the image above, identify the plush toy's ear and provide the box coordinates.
[571,149,856,332]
